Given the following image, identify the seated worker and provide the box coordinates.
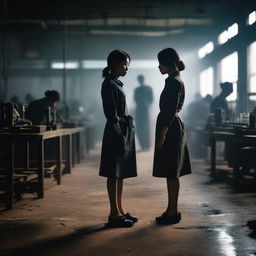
[210,82,233,166]
[26,90,60,125]
[210,82,233,120]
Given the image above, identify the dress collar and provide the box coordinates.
[114,78,124,87]
[165,70,180,82]
[107,74,124,87]
[169,70,180,78]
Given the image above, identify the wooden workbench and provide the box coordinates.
[0,127,86,210]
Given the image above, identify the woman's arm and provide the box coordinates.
[101,82,123,136]
[161,81,180,127]
[113,122,123,135]
[158,126,169,148]
[157,80,181,148]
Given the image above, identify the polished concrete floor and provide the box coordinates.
[0,148,256,256]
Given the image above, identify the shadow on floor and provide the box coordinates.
[0,224,107,256]
[201,171,256,193]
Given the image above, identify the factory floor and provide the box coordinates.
[0,148,256,256]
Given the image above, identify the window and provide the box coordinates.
[198,42,214,59]
[248,41,256,100]
[227,23,238,38]
[220,52,238,101]
[51,60,159,69]
[82,60,106,69]
[248,11,256,25]
[218,31,229,45]
[199,67,214,97]
[82,60,158,69]
[218,23,238,45]
[51,61,79,69]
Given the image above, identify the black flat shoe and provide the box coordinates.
[124,212,138,223]
[106,216,133,228]
[155,212,181,225]
[155,212,165,222]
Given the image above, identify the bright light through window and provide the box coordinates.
[206,42,214,53]
[82,60,158,69]
[220,52,238,101]
[218,31,229,45]
[249,41,256,100]
[82,60,106,69]
[198,48,205,59]
[51,62,79,69]
[250,76,256,100]
[51,60,164,70]
[130,60,158,68]
[248,11,256,25]
[199,67,214,97]
[227,23,238,38]
[249,42,256,74]
[198,41,214,59]
[218,23,238,45]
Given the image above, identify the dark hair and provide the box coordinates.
[45,90,60,102]
[102,49,131,78]
[220,82,233,91]
[157,48,185,71]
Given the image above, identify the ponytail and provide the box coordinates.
[102,66,110,78]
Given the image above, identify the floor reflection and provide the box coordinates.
[217,228,236,256]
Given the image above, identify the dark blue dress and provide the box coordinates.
[99,75,137,179]
[153,71,192,178]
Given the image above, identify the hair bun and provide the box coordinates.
[177,60,185,71]
[45,90,51,97]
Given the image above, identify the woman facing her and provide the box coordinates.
[153,48,192,225]
[100,49,137,228]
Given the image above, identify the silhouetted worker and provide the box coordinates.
[26,90,60,125]
[211,82,233,120]
[134,74,154,151]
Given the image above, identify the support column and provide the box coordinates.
[237,47,248,113]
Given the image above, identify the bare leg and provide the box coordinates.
[166,178,180,216]
[117,179,125,215]
[107,178,120,218]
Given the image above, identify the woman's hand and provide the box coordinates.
[113,123,123,136]
[157,126,169,149]
[157,134,166,149]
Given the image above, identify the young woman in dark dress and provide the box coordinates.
[153,48,192,225]
[100,50,137,228]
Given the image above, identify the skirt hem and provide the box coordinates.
[99,174,138,179]
[152,172,191,178]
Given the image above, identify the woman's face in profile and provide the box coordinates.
[114,58,130,77]
[158,62,170,75]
